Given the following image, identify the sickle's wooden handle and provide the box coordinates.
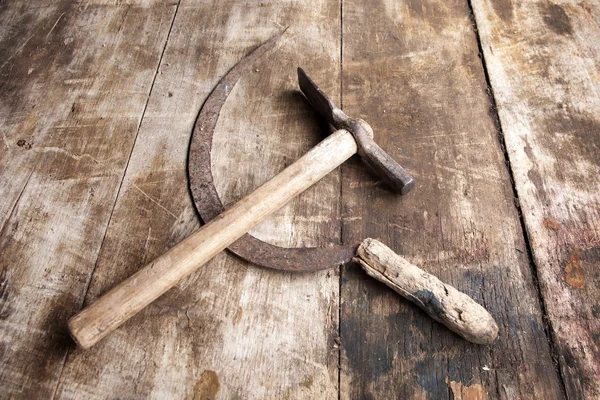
[68,129,358,349]
[355,238,498,345]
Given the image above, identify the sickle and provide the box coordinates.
[187,33,358,272]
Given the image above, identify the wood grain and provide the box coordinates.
[340,0,565,398]
[0,1,175,397]
[55,0,343,398]
[471,0,600,397]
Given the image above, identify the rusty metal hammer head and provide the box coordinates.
[298,68,415,195]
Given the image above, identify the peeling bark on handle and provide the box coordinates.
[356,238,499,345]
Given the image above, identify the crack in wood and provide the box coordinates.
[466,0,569,397]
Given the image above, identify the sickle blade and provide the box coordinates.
[188,34,357,272]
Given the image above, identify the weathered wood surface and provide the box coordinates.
[340,0,564,398]
[55,0,342,398]
[471,0,600,398]
[0,0,176,397]
[0,0,598,398]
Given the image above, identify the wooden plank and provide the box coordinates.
[471,0,600,397]
[340,0,565,398]
[55,0,342,398]
[0,0,176,397]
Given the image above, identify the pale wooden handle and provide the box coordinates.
[69,129,358,349]
[356,238,498,345]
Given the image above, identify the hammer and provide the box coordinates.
[69,68,498,349]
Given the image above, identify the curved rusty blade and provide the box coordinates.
[188,33,358,272]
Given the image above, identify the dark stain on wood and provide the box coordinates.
[299,375,314,389]
[543,217,560,231]
[16,139,32,149]
[564,246,600,290]
[0,2,83,122]
[340,304,395,380]
[541,3,573,36]
[563,249,586,289]
[232,307,243,325]
[193,370,220,400]
[492,0,514,22]
[407,0,446,31]
[411,289,444,319]
[523,136,534,160]
[527,168,550,204]
[542,113,600,171]
[560,345,595,396]
[0,268,13,321]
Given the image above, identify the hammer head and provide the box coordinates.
[298,68,415,195]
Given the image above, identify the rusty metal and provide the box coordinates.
[298,68,415,195]
[188,34,358,272]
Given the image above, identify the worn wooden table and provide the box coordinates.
[1,0,598,398]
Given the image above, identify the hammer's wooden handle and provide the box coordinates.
[356,238,498,345]
[69,129,358,349]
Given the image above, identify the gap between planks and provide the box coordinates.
[337,1,344,400]
[49,2,183,399]
[464,0,569,397]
